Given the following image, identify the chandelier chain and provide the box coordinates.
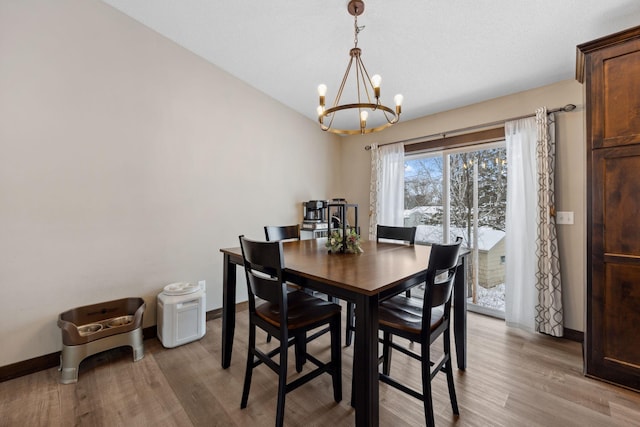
[353,13,365,47]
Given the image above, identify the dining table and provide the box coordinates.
[219,238,468,427]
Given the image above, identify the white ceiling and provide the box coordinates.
[101,0,640,128]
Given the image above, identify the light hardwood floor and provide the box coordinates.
[1,308,639,426]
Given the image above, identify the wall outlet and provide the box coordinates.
[556,211,574,225]
[198,280,206,291]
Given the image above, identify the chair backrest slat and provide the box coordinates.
[264,225,300,242]
[376,225,417,245]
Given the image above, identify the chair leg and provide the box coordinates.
[294,333,306,373]
[422,340,435,427]
[241,324,256,409]
[405,289,412,298]
[275,337,288,427]
[266,333,272,343]
[330,315,342,402]
[443,329,459,415]
[350,361,356,408]
[445,358,459,415]
[345,302,355,346]
[382,331,393,376]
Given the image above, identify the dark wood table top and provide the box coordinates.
[221,238,433,297]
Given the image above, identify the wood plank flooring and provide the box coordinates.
[1,307,639,426]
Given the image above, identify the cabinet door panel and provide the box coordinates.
[603,263,640,368]
[588,37,640,149]
[599,151,640,255]
[603,50,640,143]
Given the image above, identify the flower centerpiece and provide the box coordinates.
[326,228,363,254]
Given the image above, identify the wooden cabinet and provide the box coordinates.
[577,26,640,391]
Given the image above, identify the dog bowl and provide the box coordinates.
[77,323,103,336]
[106,315,133,328]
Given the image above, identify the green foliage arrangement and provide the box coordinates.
[326,229,363,254]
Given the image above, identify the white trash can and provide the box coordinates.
[157,282,206,348]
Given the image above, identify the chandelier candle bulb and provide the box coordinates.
[394,94,404,114]
[360,110,368,131]
[371,74,382,98]
[318,84,327,107]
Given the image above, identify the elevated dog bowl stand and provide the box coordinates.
[57,297,146,384]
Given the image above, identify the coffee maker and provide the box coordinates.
[302,200,328,229]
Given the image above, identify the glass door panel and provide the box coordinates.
[404,143,506,317]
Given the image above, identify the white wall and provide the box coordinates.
[338,80,586,332]
[0,0,340,366]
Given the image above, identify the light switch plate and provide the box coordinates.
[556,211,574,225]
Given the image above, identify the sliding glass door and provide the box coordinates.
[404,142,507,317]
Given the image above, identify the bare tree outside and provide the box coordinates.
[405,147,507,245]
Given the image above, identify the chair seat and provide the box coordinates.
[379,295,444,335]
[257,290,341,330]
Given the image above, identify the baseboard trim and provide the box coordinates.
[563,327,584,343]
[0,302,249,383]
[0,352,61,384]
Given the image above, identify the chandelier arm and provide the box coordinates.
[332,55,356,110]
[355,57,363,108]
[355,56,375,106]
[321,107,337,130]
[381,108,400,124]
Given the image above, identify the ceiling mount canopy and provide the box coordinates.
[317,0,403,135]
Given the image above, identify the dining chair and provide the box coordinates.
[377,238,462,427]
[266,224,337,304]
[345,224,417,346]
[238,236,342,427]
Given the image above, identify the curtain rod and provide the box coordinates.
[364,104,577,150]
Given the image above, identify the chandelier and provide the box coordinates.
[317,0,403,135]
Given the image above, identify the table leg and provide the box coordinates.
[353,294,379,427]
[222,253,237,369]
[453,252,467,370]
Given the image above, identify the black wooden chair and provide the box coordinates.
[345,224,417,346]
[238,236,342,427]
[266,223,337,304]
[378,238,462,427]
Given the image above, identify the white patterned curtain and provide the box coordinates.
[535,108,563,336]
[368,143,405,240]
[505,108,563,337]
